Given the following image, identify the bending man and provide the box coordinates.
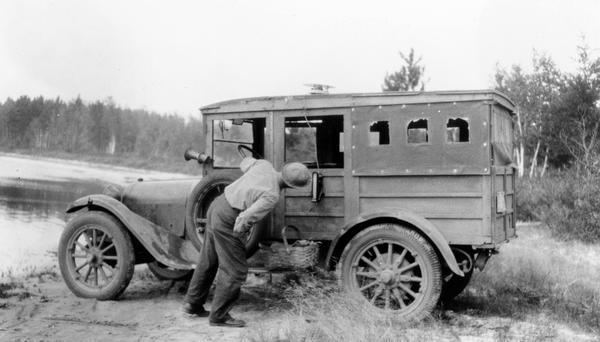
[183,157,310,327]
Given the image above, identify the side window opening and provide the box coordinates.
[212,118,266,168]
[369,121,390,146]
[285,115,344,168]
[407,119,428,144]
[447,118,469,143]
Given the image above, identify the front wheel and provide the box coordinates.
[339,224,442,320]
[58,211,135,300]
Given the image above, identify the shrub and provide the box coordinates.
[517,169,600,242]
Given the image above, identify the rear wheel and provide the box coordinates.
[185,173,262,257]
[339,224,442,320]
[58,211,135,300]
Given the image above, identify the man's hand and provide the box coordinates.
[233,216,252,234]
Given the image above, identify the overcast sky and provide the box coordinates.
[1,0,599,117]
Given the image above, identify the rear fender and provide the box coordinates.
[67,195,199,270]
[326,211,464,276]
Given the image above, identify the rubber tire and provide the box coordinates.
[338,224,442,321]
[440,270,473,302]
[184,173,262,257]
[58,211,135,300]
[147,261,192,281]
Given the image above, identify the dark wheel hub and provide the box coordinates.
[86,247,103,266]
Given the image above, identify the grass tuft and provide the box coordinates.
[244,225,600,341]
[450,225,600,334]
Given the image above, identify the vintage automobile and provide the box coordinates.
[58,90,516,320]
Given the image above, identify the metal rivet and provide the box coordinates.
[483,121,487,126]
[427,103,431,107]
[352,145,356,149]
[378,105,382,109]
[352,170,355,174]
[453,102,457,105]
[352,125,356,129]
[402,104,406,108]
[484,168,488,172]
[438,110,441,113]
[483,142,488,147]
[352,107,355,111]
[453,169,458,173]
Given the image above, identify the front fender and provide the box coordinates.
[67,194,199,270]
[326,211,464,277]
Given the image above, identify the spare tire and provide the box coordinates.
[185,173,263,257]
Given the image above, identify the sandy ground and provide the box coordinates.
[1,257,599,342]
[0,264,281,342]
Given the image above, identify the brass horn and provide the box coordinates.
[184,148,210,163]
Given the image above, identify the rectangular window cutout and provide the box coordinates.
[285,115,344,168]
[369,121,390,146]
[212,118,265,168]
[407,119,428,144]
[447,118,470,143]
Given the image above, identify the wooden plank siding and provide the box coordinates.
[357,175,490,245]
[283,174,345,240]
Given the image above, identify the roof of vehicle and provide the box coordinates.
[200,89,516,115]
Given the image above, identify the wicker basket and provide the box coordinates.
[266,226,319,270]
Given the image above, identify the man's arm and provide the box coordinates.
[233,193,278,233]
[239,157,257,173]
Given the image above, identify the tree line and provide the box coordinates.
[494,43,600,177]
[0,96,204,162]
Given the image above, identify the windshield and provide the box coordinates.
[212,118,265,168]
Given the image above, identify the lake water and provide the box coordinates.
[0,154,187,277]
[0,178,102,276]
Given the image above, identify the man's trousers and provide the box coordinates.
[184,194,247,322]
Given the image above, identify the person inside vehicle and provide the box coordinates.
[182,157,310,327]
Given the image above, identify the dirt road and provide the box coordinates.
[0,263,289,342]
[1,258,598,342]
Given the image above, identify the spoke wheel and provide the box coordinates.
[58,211,135,300]
[339,224,442,320]
[185,173,262,257]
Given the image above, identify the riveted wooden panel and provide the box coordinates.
[359,197,484,219]
[352,102,491,175]
[359,175,484,195]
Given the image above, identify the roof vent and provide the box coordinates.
[304,83,334,95]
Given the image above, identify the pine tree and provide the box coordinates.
[382,48,426,92]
